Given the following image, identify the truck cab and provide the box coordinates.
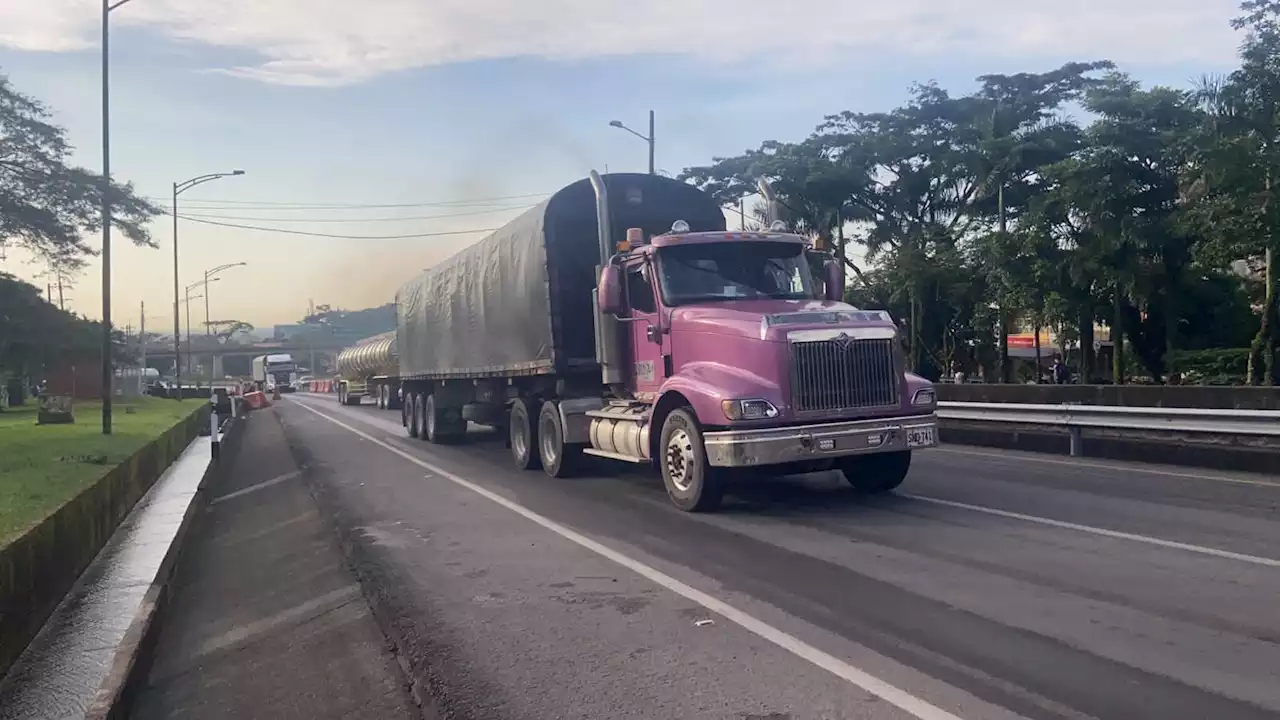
[593,221,939,511]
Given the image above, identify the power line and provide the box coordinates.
[176,203,535,223]
[172,214,500,240]
[145,191,551,210]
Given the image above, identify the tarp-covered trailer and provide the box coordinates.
[393,170,939,513]
[395,173,726,439]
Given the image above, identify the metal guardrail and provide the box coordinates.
[936,401,1280,456]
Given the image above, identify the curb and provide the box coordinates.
[83,412,250,720]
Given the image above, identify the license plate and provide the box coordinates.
[907,427,936,448]
[817,438,835,451]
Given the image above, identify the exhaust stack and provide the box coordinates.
[588,171,624,385]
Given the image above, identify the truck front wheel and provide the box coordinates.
[659,408,724,513]
[509,398,541,470]
[837,451,911,493]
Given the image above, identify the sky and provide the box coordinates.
[0,0,1248,331]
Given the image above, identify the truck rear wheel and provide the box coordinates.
[407,394,420,438]
[509,398,540,470]
[376,386,386,410]
[838,451,911,493]
[659,408,724,513]
[423,393,466,444]
[538,401,581,478]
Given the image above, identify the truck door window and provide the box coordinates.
[626,263,657,314]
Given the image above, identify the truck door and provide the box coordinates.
[624,259,668,398]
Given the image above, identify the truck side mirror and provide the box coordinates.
[598,264,624,315]
[823,258,844,302]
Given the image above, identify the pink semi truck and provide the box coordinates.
[394,172,938,512]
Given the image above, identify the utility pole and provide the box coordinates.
[58,275,64,310]
[139,301,147,395]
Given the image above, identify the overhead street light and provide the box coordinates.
[608,110,655,175]
[101,0,138,435]
[204,262,248,336]
[172,170,245,399]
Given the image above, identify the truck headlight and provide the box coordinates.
[912,388,936,406]
[721,398,779,421]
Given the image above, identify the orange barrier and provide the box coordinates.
[243,391,271,410]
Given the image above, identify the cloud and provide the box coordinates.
[1,1,1244,86]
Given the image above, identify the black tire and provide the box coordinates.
[337,385,346,405]
[658,408,724,512]
[538,401,581,478]
[407,394,420,438]
[377,386,386,410]
[838,451,911,493]
[509,398,540,470]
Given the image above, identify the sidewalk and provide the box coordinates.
[128,409,417,720]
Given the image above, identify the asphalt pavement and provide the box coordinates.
[279,392,1280,720]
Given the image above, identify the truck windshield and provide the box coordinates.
[655,241,814,306]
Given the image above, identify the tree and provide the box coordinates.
[207,320,254,344]
[0,71,161,266]
[1182,0,1280,384]
[0,273,128,402]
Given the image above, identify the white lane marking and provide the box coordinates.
[932,446,1280,489]
[291,400,964,720]
[211,470,303,504]
[903,494,1280,569]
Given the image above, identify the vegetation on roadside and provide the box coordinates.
[680,0,1280,386]
[0,398,194,546]
[0,70,161,394]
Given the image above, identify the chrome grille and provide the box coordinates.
[789,337,900,414]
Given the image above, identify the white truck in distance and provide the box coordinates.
[252,353,299,393]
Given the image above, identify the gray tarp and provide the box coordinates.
[397,202,554,378]
[396,173,727,380]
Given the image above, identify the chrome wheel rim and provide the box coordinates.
[512,408,529,460]
[665,428,696,492]
[539,412,558,467]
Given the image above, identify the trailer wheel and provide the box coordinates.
[837,451,911,493]
[509,398,540,470]
[659,408,724,513]
[407,394,420,438]
[538,401,581,478]
[376,386,385,410]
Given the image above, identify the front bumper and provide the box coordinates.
[702,413,939,468]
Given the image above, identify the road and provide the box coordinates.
[276,393,1280,720]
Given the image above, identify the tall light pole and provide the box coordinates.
[172,170,244,399]
[184,280,212,377]
[608,110,655,175]
[204,262,247,336]
[101,0,137,434]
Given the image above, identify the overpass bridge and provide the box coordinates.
[140,342,342,378]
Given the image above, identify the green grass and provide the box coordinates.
[0,397,197,547]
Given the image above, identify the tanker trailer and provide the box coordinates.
[335,332,401,409]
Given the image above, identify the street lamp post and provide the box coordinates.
[172,170,244,400]
[608,110,655,175]
[204,262,247,336]
[203,262,246,382]
[101,0,137,435]
[183,286,204,377]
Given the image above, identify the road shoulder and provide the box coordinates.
[128,409,418,720]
